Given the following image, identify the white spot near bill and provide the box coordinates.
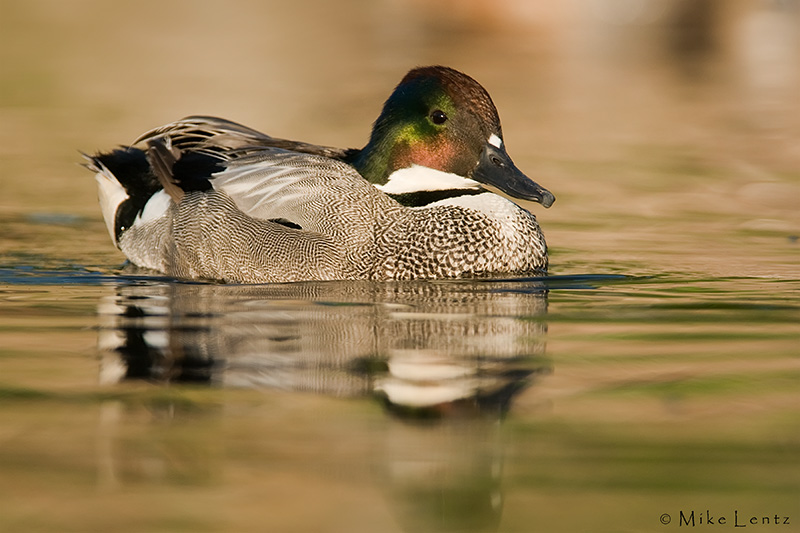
[488,133,503,149]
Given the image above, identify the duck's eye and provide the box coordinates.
[430,110,448,125]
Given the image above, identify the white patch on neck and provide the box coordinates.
[375,165,480,194]
[488,134,503,148]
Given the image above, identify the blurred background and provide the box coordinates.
[1,2,799,533]
[1,0,798,276]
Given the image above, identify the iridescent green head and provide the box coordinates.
[352,66,554,208]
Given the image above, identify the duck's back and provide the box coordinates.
[95,147,402,283]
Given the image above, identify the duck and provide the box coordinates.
[85,66,555,283]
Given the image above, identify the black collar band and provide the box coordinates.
[387,188,485,207]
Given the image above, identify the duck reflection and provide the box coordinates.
[98,278,549,407]
[96,277,550,532]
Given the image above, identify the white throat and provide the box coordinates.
[375,164,481,195]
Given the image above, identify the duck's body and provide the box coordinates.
[87,67,554,283]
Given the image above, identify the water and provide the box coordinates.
[2,1,800,532]
[2,265,797,532]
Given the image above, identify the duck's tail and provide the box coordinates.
[85,115,335,249]
[83,147,164,247]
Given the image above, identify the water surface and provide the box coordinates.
[2,260,797,532]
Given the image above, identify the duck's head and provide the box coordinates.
[351,66,554,209]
